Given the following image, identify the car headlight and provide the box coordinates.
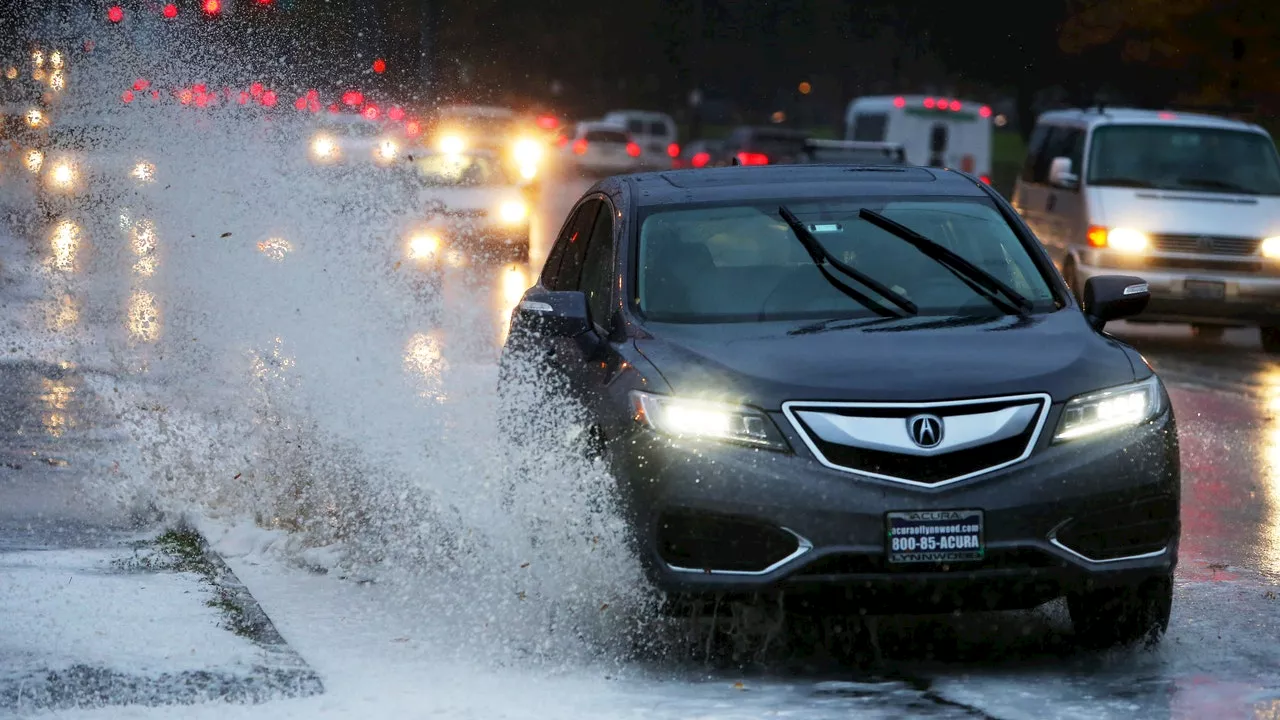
[631,391,788,450]
[25,149,43,173]
[408,232,441,260]
[1261,236,1280,259]
[512,137,543,166]
[1087,226,1148,253]
[131,161,155,182]
[438,134,466,155]
[25,108,42,128]
[498,200,529,225]
[1053,375,1163,442]
[377,139,399,161]
[49,162,75,188]
[311,136,337,159]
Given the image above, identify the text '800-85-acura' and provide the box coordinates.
[498,165,1178,650]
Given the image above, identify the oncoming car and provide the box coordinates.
[306,112,402,167]
[35,119,160,221]
[499,164,1179,649]
[400,149,532,265]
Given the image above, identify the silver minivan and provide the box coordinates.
[1011,107,1280,351]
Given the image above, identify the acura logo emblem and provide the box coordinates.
[907,414,944,448]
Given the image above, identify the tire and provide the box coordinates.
[1191,324,1225,342]
[1262,327,1280,355]
[1068,573,1172,650]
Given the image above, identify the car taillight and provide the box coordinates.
[572,138,589,155]
[626,141,641,157]
[691,151,710,168]
[980,175,991,185]
[736,152,769,166]
[162,3,178,17]
[537,114,559,130]
[667,143,680,158]
[979,106,992,118]
[893,96,906,108]
[108,5,124,22]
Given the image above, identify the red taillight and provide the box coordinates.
[691,151,711,168]
[626,141,641,157]
[572,138,588,155]
[556,135,569,148]
[261,90,277,107]
[133,78,149,91]
[537,114,559,130]
[237,92,249,105]
[250,82,264,98]
[342,91,363,107]
[893,96,906,108]
[178,89,194,105]
[736,152,769,166]
[122,90,134,103]
[387,106,404,122]
[667,143,680,158]
[951,100,963,111]
[193,83,207,94]
[363,104,380,120]
[923,97,936,109]
[405,120,421,136]
[372,59,386,74]
[108,5,124,22]
[980,175,991,185]
[162,3,178,17]
[203,0,221,15]
[979,105,992,118]
[327,103,340,114]
[294,96,307,111]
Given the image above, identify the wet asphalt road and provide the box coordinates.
[2,175,1280,717]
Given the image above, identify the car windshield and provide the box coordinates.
[438,113,515,136]
[1087,124,1280,195]
[411,153,512,186]
[585,128,629,143]
[637,197,1056,323]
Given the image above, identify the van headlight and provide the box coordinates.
[498,200,529,225]
[1261,236,1280,259]
[1053,375,1163,442]
[631,391,788,450]
[48,162,76,189]
[376,139,399,161]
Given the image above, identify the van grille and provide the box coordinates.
[1150,234,1259,256]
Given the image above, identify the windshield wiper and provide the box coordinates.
[778,206,916,317]
[857,208,1033,316]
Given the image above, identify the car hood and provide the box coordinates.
[633,310,1138,408]
[1088,186,1280,237]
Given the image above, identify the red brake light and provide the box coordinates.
[342,91,363,107]
[178,89,194,105]
[937,99,951,110]
[193,83,207,94]
[572,138,588,155]
[951,101,963,111]
[363,104,380,120]
[133,78,149,91]
[556,135,569,148]
[387,106,404,122]
[691,151,710,168]
[203,0,221,14]
[736,152,769,166]
[893,96,906,108]
[980,175,991,185]
[108,6,124,22]
[294,96,307,111]
[667,142,680,158]
[626,141,641,157]
[537,114,559,130]
[162,3,177,18]
[122,90,134,103]
[250,82,264,98]
[327,103,340,114]
[923,97,936,109]
[261,90,277,107]
[372,59,386,74]
[237,92,249,105]
[979,105,992,118]
[405,120,421,137]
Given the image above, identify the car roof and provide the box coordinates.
[850,95,987,109]
[622,166,987,207]
[1035,107,1267,134]
[579,120,628,131]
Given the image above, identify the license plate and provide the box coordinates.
[1185,279,1225,300]
[886,509,984,564]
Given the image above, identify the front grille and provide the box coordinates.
[784,395,1050,486]
[1146,256,1265,273]
[792,548,1065,577]
[1053,495,1177,561]
[657,510,804,574]
[1150,233,1259,256]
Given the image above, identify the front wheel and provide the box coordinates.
[1068,573,1172,650]
[1261,326,1280,354]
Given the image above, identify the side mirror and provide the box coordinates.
[1083,275,1150,330]
[1049,156,1079,189]
[514,288,592,338]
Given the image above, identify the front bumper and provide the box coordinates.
[616,406,1179,613]
[1077,251,1280,325]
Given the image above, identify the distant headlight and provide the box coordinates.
[498,200,529,225]
[512,137,543,167]
[377,139,399,161]
[1261,236,1280,259]
[438,134,466,155]
[25,149,43,173]
[1053,375,1163,442]
[131,161,155,182]
[25,108,42,128]
[49,162,75,189]
[311,135,338,160]
[631,391,788,450]
[408,232,441,260]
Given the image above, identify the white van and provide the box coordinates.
[1011,107,1280,350]
[602,110,678,170]
[844,95,993,183]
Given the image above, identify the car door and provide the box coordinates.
[1040,126,1086,262]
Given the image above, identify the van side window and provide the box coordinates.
[1021,124,1051,183]
[851,113,888,142]
[1041,127,1086,187]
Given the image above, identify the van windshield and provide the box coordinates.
[1087,124,1280,195]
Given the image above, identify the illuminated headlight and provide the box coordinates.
[131,161,155,182]
[25,149,43,173]
[408,232,441,260]
[1091,227,1148,253]
[310,136,337,159]
[1053,375,1163,442]
[50,51,63,69]
[49,162,75,188]
[1261,236,1280,259]
[25,108,42,128]
[498,200,529,225]
[512,137,543,167]
[631,391,788,450]
[438,134,466,155]
[377,139,399,161]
